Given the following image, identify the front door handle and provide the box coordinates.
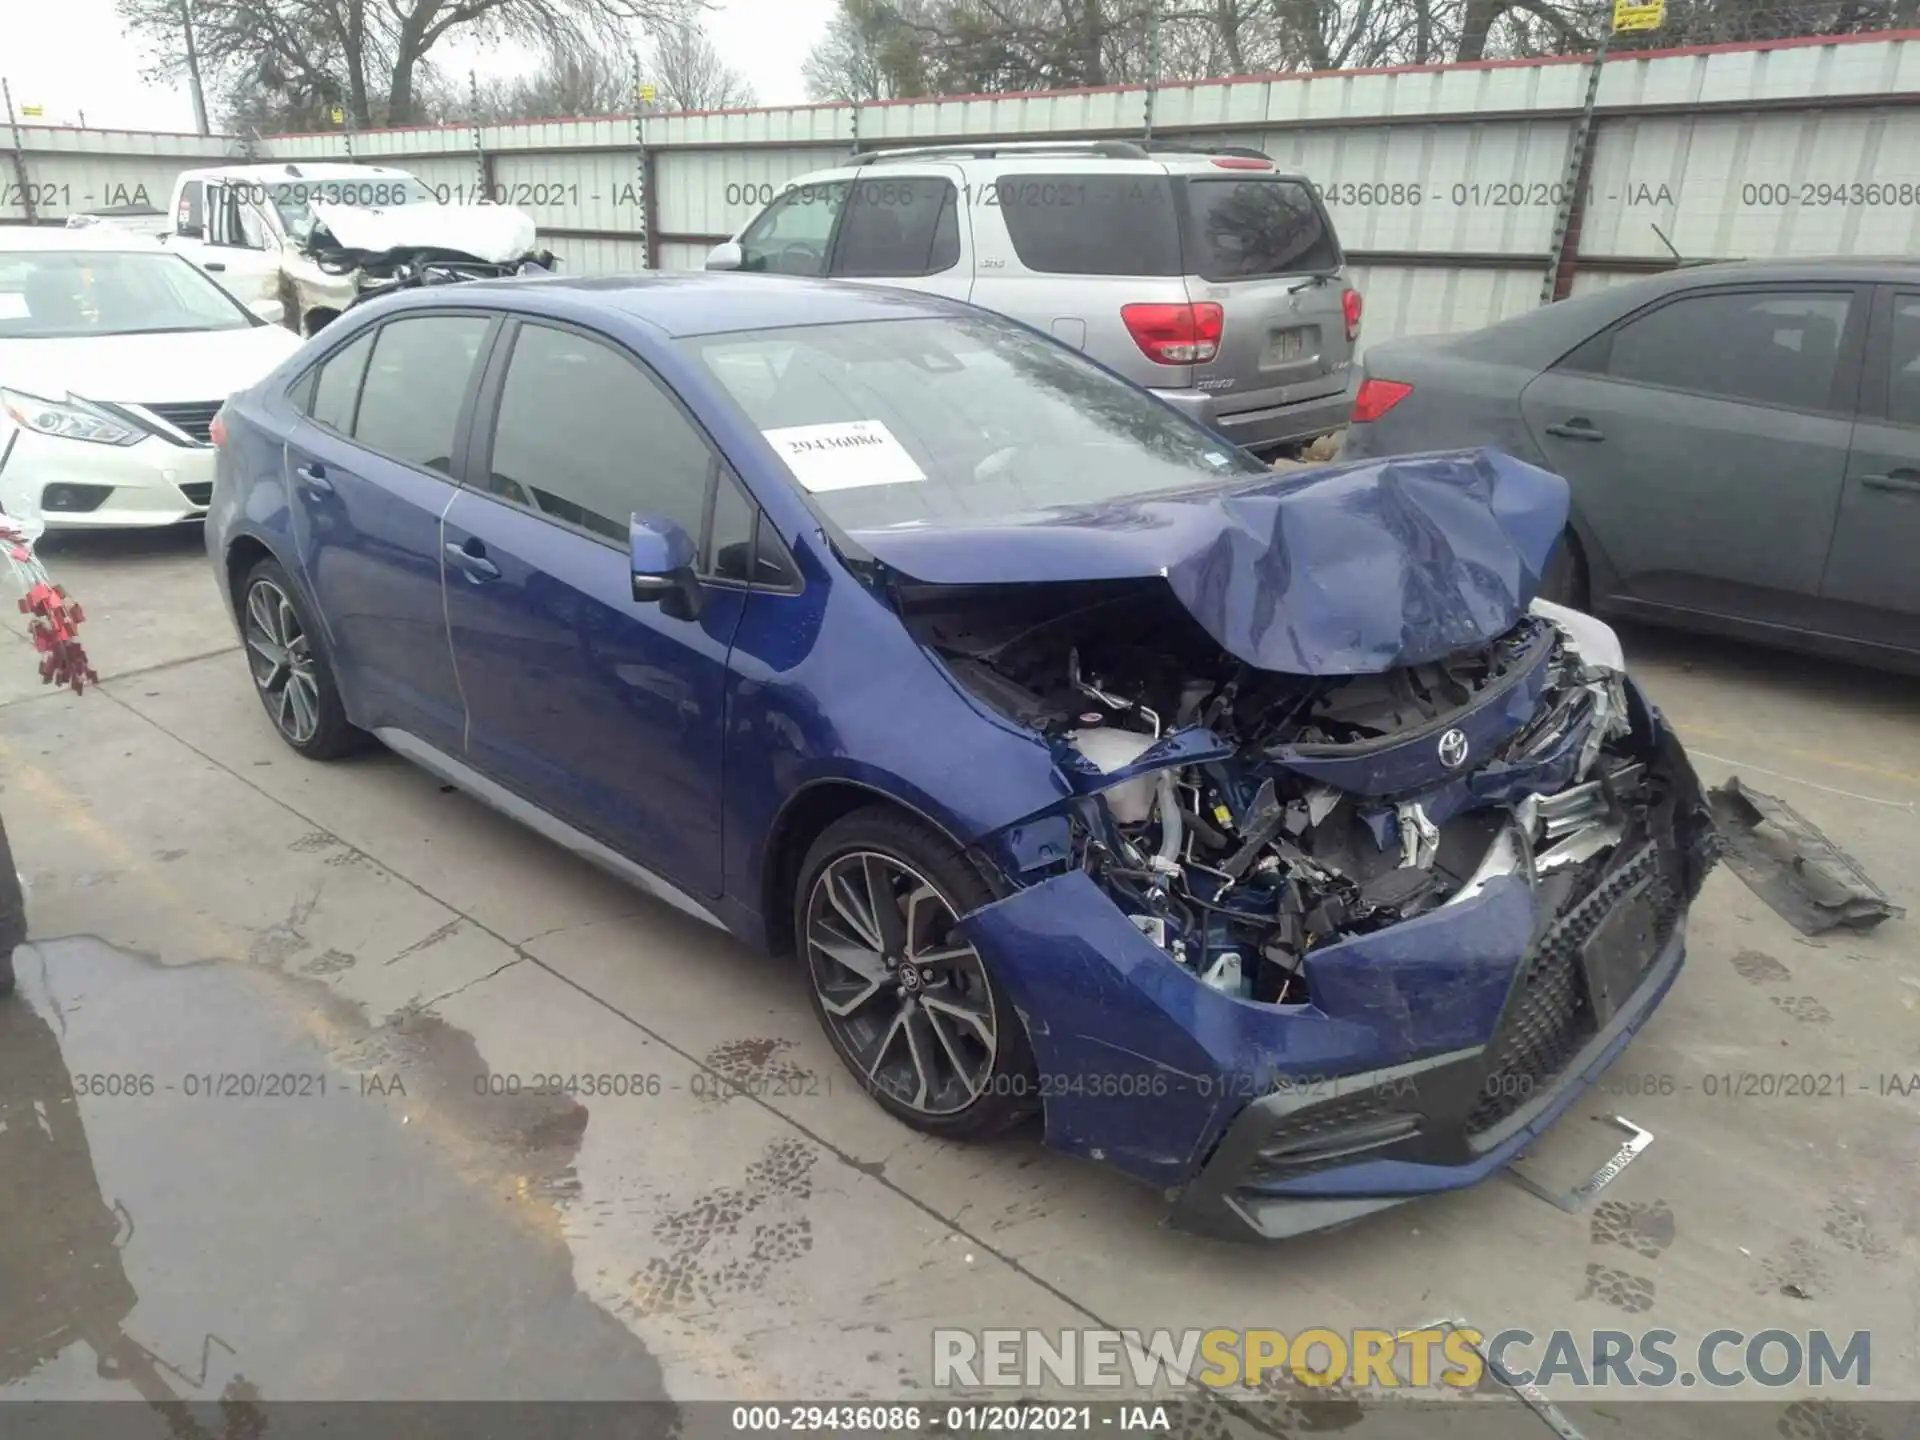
[203,261,227,272]
[294,462,332,493]
[1545,418,1605,442]
[1861,469,1920,494]
[445,539,501,581]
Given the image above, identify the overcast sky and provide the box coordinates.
[2,0,837,130]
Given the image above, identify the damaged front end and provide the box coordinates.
[297,201,552,324]
[907,569,1715,1239]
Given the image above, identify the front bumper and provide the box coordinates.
[0,428,214,529]
[961,702,1714,1240]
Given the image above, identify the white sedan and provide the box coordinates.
[0,228,301,528]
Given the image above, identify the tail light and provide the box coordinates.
[1342,287,1363,342]
[209,405,228,447]
[1352,378,1412,424]
[1121,302,1224,365]
[1210,156,1273,170]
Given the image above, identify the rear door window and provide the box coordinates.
[830,178,960,278]
[351,314,491,473]
[307,330,374,433]
[1573,290,1854,413]
[1182,179,1341,280]
[996,174,1182,276]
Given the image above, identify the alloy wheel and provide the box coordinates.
[243,578,322,746]
[804,851,998,1116]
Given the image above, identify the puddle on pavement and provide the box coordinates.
[0,936,678,1415]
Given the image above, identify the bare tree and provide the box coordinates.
[419,39,632,120]
[118,0,706,127]
[647,15,755,110]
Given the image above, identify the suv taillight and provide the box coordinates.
[1342,287,1363,342]
[1352,378,1411,424]
[209,405,228,447]
[1121,302,1224,365]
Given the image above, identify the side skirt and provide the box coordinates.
[372,726,728,932]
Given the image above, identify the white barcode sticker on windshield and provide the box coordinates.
[762,420,927,493]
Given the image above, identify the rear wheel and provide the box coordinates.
[240,559,362,760]
[795,808,1036,1139]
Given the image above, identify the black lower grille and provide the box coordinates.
[179,481,213,507]
[144,401,220,445]
[1468,842,1680,1134]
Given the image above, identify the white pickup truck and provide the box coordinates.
[67,162,549,335]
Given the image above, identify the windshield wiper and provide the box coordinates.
[1286,272,1338,294]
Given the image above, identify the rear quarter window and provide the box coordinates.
[996,174,1183,276]
[1183,179,1341,281]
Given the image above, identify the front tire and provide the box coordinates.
[795,807,1036,1139]
[240,559,361,760]
[1539,528,1589,609]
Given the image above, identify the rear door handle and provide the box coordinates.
[203,261,226,272]
[293,462,332,493]
[445,539,501,581]
[1545,419,1605,441]
[1861,470,1920,494]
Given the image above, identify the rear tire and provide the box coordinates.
[1539,528,1589,609]
[239,559,363,760]
[794,807,1036,1140]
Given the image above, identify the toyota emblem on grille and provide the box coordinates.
[1437,728,1470,769]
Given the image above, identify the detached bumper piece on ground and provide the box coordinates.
[1707,778,1904,936]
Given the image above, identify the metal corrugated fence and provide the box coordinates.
[7,32,1919,352]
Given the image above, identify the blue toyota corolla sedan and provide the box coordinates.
[206,273,1715,1240]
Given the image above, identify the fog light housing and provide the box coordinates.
[42,484,112,513]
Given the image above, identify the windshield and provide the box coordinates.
[687,315,1269,531]
[265,175,439,245]
[0,248,253,339]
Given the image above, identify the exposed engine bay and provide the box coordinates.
[904,578,1665,1005]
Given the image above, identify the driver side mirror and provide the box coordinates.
[630,515,704,620]
[705,240,743,272]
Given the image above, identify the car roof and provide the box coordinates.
[1629,256,1920,286]
[429,271,971,339]
[0,226,166,254]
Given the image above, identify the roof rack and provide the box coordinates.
[1141,141,1274,161]
[847,139,1152,166]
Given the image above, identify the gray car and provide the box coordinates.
[1344,259,1920,672]
[707,140,1360,455]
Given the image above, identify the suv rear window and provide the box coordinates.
[997,174,1182,276]
[1183,178,1340,281]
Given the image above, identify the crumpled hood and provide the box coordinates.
[307,200,538,266]
[859,448,1569,675]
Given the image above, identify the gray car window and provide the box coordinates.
[830,178,960,278]
[1887,295,1920,426]
[997,174,1183,276]
[488,322,713,547]
[1598,291,1851,412]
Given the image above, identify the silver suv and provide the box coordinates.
[706,140,1360,455]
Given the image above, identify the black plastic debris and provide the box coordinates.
[1707,777,1905,935]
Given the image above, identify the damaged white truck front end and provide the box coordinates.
[91,164,550,337]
